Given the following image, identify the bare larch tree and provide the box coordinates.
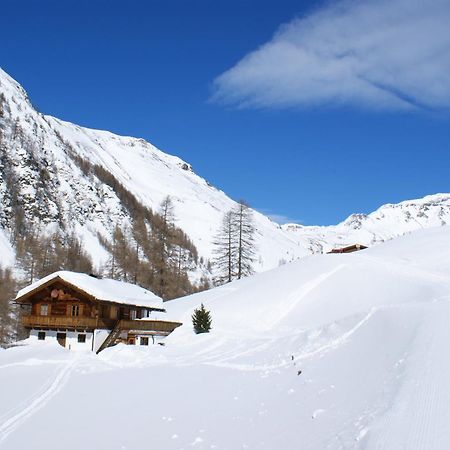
[233,201,256,280]
[212,200,256,284]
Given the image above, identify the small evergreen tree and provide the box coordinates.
[192,303,212,334]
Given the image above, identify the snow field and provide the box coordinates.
[0,226,449,449]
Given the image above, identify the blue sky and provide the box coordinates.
[1,0,449,225]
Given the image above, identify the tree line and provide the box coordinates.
[98,195,210,300]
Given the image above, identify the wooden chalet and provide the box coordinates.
[327,243,368,254]
[15,271,182,353]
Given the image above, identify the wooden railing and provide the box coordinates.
[21,315,115,330]
[21,315,182,333]
[119,319,182,333]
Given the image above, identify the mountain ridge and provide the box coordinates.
[0,67,449,279]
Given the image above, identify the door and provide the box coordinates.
[56,332,66,348]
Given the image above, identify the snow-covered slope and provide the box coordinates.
[1,226,450,449]
[164,225,450,333]
[1,66,449,276]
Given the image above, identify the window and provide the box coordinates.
[140,337,149,346]
[77,334,86,343]
[56,332,66,347]
[38,331,46,340]
[71,305,80,316]
[40,304,49,316]
[110,306,117,319]
[130,309,137,320]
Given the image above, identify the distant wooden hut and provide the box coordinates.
[327,243,368,254]
[15,271,182,353]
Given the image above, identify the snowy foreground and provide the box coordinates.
[1,226,450,449]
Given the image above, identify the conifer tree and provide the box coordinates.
[212,200,256,284]
[192,303,212,334]
[212,210,237,284]
[160,195,175,229]
[94,193,199,300]
[151,196,176,298]
[0,267,19,345]
[233,201,256,280]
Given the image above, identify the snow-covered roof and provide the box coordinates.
[16,271,165,310]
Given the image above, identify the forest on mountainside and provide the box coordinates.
[0,190,211,345]
[0,118,211,344]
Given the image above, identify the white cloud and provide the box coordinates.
[212,0,450,110]
[257,209,302,225]
[268,214,301,225]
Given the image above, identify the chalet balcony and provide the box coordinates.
[22,315,182,333]
[22,315,110,330]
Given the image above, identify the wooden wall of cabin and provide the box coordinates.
[29,282,97,318]
[32,301,95,317]
[100,305,147,320]
[26,281,151,321]
[99,304,120,319]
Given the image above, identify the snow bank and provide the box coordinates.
[164,226,450,336]
[1,226,450,449]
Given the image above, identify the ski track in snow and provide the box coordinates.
[363,303,450,450]
[271,264,347,327]
[207,306,377,372]
[357,254,450,287]
[0,359,65,370]
[0,357,77,445]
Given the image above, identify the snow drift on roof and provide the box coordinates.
[16,271,164,310]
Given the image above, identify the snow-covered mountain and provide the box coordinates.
[2,226,450,449]
[0,67,303,273]
[0,67,449,276]
[282,193,450,253]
